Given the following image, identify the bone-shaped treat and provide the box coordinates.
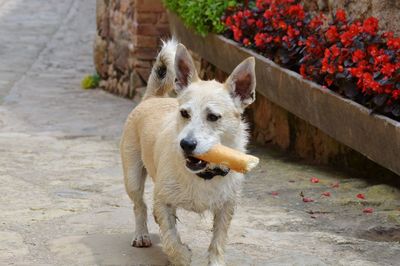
[195,144,260,173]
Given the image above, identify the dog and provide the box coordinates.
[120,39,256,266]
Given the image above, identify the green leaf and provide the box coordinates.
[164,0,237,35]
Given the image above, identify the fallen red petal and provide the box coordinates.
[321,191,331,197]
[310,177,320,183]
[303,197,314,203]
[356,193,365,199]
[363,207,374,213]
[331,182,340,188]
[271,191,279,196]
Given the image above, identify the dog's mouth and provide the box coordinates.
[184,154,230,180]
[185,156,208,172]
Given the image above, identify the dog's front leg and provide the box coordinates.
[154,200,191,266]
[208,201,235,266]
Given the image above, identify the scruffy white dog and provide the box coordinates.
[120,40,256,266]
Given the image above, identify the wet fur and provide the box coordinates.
[120,40,256,266]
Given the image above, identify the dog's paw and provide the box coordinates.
[131,233,152,248]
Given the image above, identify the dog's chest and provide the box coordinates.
[160,175,239,213]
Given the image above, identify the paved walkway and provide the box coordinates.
[0,0,400,265]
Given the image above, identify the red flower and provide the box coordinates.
[340,24,360,47]
[243,38,250,46]
[279,20,287,30]
[363,207,374,214]
[325,26,340,42]
[271,191,279,196]
[310,177,320,183]
[287,26,299,38]
[300,64,307,77]
[367,45,379,57]
[356,193,365,200]
[375,54,390,65]
[254,33,266,47]
[232,26,243,42]
[381,63,397,77]
[303,197,314,203]
[352,49,366,63]
[256,19,264,28]
[264,9,273,19]
[321,192,331,197]
[362,73,382,93]
[247,18,256,26]
[363,17,379,35]
[309,14,324,29]
[325,76,334,85]
[335,9,347,22]
[387,37,400,49]
[392,90,400,100]
[330,45,340,57]
[287,4,305,20]
[225,17,233,27]
[350,66,364,78]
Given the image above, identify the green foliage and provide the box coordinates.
[164,0,236,36]
[81,74,100,90]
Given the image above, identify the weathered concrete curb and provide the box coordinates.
[168,12,400,176]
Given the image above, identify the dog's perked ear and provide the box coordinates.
[174,44,199,93]
[225,57,256,110]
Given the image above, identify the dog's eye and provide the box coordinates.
[207,113,221,122]
[180,109,190,119]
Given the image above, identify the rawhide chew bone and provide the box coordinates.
[195,144,259,173]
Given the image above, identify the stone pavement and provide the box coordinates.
[0,0,399,265]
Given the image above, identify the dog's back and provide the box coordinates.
[121,97,177,179]
[121,39,179,179]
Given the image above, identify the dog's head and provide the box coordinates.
[174,44,256,175]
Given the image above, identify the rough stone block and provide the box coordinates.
[132,58,152,68]
[133,35,158,48]
[136,12,158,24]
[133,24,170,37]
[93,35,108,78]
[133,47,158,60]
[114,41,130,72]
[136,67,151,82]
[135,0,164,12]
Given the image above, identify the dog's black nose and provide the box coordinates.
[180,138,197,153]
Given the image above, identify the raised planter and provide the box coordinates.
[168,12,400,176]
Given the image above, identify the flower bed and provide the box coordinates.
[222,0,400,121]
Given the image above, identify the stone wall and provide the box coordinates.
[94,0,169,99]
